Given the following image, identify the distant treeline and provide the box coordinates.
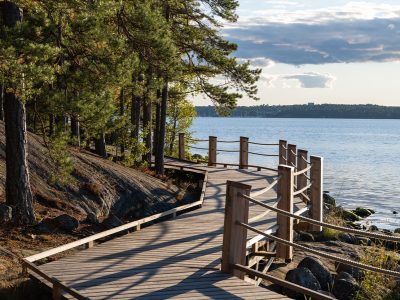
[196,104,400,119]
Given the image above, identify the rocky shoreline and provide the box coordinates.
[266,193,400,300]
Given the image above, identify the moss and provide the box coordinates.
[353,207,373,218]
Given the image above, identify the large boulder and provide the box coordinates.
[353,207,372,218]
[341,210,361,222]
[338,233,356,244]
[285,267,321,298]
[0,203,12,224]
[333,272,360,300]
[323,193,336,207]
[336,262,365,280]
[298,257,333,291]
[53,214,79,231]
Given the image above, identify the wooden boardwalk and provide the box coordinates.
[33,160,305,299]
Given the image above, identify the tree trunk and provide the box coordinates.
[154,96,161,156]
[169,104,178,156]
[95,133,107,158]
[142,93,152,164]
[131,93,141,140]
[55,115,67,132]
[119,88,125,154]
[1,1,35,225]
[155,79,168,175]
[70,116,80,147]
[0,82,4,121]
[49,114,55,136]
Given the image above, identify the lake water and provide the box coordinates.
[190,117,400,230]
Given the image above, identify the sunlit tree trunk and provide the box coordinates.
[1,1,35,225]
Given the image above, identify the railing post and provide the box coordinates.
[208,136,217,166]
[309,156,323,232]
[279,140,288,165]
[222,181,251,279]
[178,133,185,160]
[239,136,249,169]
[297,149,308,202]
[276,165,294,261]
[52,281,62,300]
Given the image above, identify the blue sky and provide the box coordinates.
[194,1,400,106]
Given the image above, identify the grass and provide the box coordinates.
[356,243,399,300]
[321,206,346,240]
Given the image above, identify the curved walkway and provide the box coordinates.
[36,161,304,299]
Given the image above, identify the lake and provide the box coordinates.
[190,117,400,230]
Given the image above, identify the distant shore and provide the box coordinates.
[196,104,400,119]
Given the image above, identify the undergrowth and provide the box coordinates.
[356,243,399,300]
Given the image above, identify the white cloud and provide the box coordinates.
[229,2,400,27]
[260,72,336,89]
[282,72,336,88]
[238,57,276,68]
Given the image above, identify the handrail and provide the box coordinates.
[189,146,208,150]
[218,140,240,143]
[238,222,400,278]
[300,155,312,165]
[217,149,240,153]
[249,177,282,198]
[293,164,312,176]
[293,182,312,196]
[248,142,279,146]
[234,264,335,300]
[248,151,279,157]
[248,198,280,223]
[290,149,297,156]
[240,194,400,243]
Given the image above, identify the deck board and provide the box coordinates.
[34,160,301,299]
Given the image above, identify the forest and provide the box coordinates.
[0,0,260,226]
[196,104,400,119]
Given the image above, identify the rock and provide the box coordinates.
[86,212,99,225]
[368,225,379,231]
[298,257,332,291]
[393,211,398,215]
[355,236,372,246]
[367,209,376,214]
[353,207,372,218]
[0,203,12,224]
[333,272,360,300]
[285,268,321,298]
[341,210,361,222]
[53,214,79,231]
[336,262,365,280]
[338,233,356,244]
[35,218,56,233]
[394,228,400,234]
[297,231,315,242]
[102,214,123,229]
[323,193,336,207]
[346,221,362,230]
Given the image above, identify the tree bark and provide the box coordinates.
[142,93,152,164]
[155,79,168,175]
[70,116,80,147]
[119,88,125,154]
[0,82,4,121]
[154,95,161,156]
[131,92,141,140]
[95,133,107,158]
[1,1,35,225]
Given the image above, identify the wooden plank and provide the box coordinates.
[208,136,217,166]
[239,136,249,169]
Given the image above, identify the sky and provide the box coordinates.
[193,0,400,106]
